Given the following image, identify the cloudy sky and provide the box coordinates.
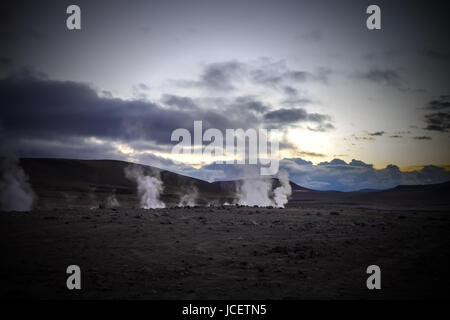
[1,0,449,189]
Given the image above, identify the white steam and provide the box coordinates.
[178,186,198,207]
[105,194,120,208]
[125,166,165,209]
[237,177,274,207]
[0,158,35,212]
[236,170,292,208]
[273,170,292,208]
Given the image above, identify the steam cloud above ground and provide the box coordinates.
[0,158,35,212]
[123,164,292,209]
[237,177,274,207]
[125,166,165,209]
[273,170,292,208]
[105,194,120,208]
[178,186,198,207]
[237,170,292,208]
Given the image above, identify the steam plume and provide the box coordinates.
[178,186,198,207]
[105,193,120,208]
[0,158,35,212]
[236,170,292,208]
[237,177,274,207]
[273,170,292,208]
[125,165,165,209]
[97,189,120,208]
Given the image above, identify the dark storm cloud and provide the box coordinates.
[296,151,326,158]
[264,108,322,124]
[179,60,331,92]
[8,136,127,161]
[263,108,334,131]
[0,71,260,153]
[306,113,332,123]
[358,69,402,87]
[233,96,269,114]
[283,86,298,97]
[352,134,375,141]
[368,131,385,136]
[101,90,113,98]
[161,94,198,110]
[279,138,326,157]
[307,123,335,132]
[424,112,450,132]
[426,95,450,110]
[285,68,330,83]
[175,61,246,91]
[251,65,330,87]
[279,140,295,150]
[413,136,432,140]
[281,86,313,107]
[131,83,151,99]
[423,96,450,132]
[318,158,348,166]
[198,61,245,91]
[3,69,331,159]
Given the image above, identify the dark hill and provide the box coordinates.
[19,158,232,208]
[18,158,304,209]
[289,180,450,209]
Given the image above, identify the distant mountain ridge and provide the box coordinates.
[175,157,450,192]
[289,180,450,209]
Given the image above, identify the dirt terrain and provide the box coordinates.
[1,204,449,299]
[1,158,449,299]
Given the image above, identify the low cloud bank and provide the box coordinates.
[179,158,450,191]
[281,158,450,191]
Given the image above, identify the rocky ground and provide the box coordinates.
[1,204,449,299]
